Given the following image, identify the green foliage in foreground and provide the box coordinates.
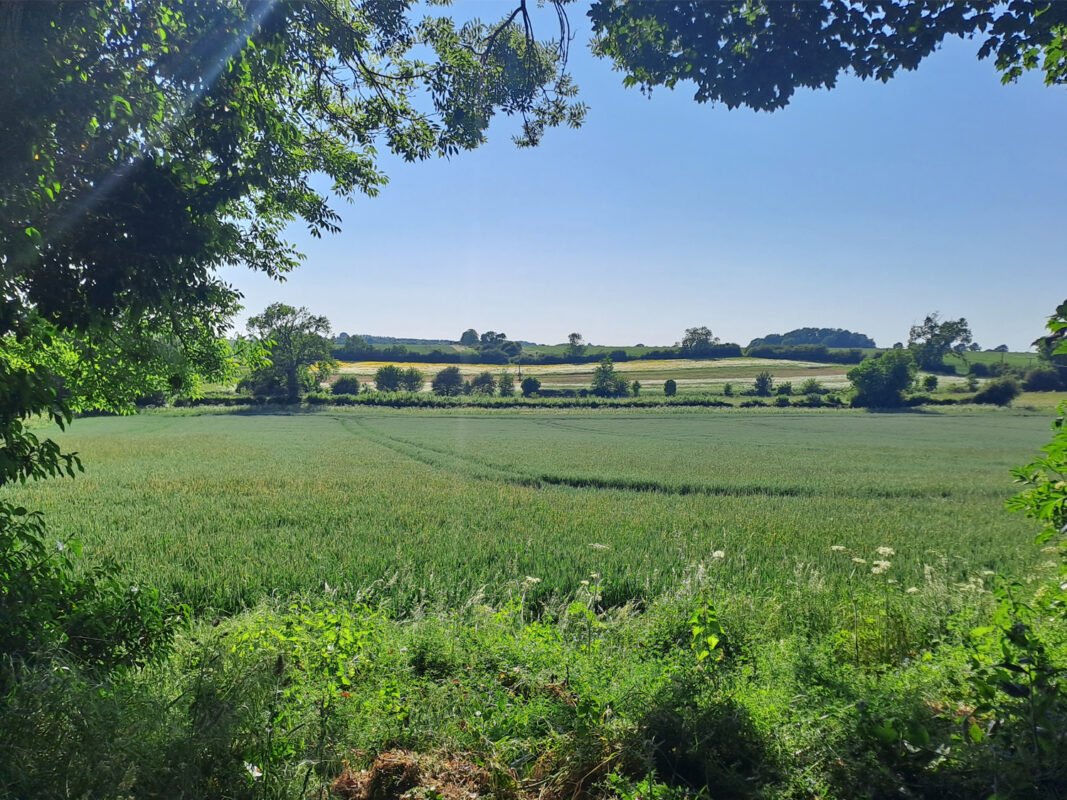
[2,568,1064,799]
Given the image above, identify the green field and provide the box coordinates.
[12,406,1051,620]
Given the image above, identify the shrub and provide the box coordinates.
[663,379,677,397]
[722,382,733,396]
[798,378,823,395]
[1023,367,1064,392]
[332,376,360,395]
[520,376,541,397]
[972,377,1021,406]
[631,380,641,396]
[431,366,464,396]
[753,371,773,397]
[969,362,991,377]
[776,381,792,396]
[774,395,790,407]
[921,374,938,392]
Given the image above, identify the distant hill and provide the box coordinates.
[748,327,876,349]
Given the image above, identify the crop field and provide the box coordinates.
[10,406,1051,622]
[338,357,856,391]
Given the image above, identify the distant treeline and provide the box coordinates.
[742,344,867,364]
[334,342,747,364]
[748,327,876,349]
[334,339,872,367]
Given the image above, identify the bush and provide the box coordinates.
[520,376,541,397]
[0,502,179,686]
[1023,367,1064,392]
[968,362,991,377]
[776,381,792,396]
[753,371,773,397]
[631,380,641,396]
[774,395,790,407]
[332,376,360,395]
[798,378,823,395]
[972,377,1021,406]
[921,374,938,392]
[723,382,733,397]
[663,379,677,397]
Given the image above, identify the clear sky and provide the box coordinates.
[224,5,1066,351]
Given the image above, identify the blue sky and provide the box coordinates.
[224,6,1066,351]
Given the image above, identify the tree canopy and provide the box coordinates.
[588,1,1067,111]
[908,313,973,371]
[680,326,720,356]
[749,328,876,349]
[245,304,334,400]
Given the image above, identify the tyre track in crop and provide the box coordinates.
[338,415,936,501]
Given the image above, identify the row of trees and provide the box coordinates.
[239,303,1060,406]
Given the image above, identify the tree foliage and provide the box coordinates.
[374,365,404,393]
[432,366,464,396]
[749,327,876,349]
[753,371,774,397]
[908,313,973,371]
[459,329,480,347]
[245,304,334,401]
[398,367,425,393]
[680,326,720,356]
[590,357,629,397]
[588,2,1067,111]
[567,332,586,358]
[520,376,541,397]
[469,371,497,395]
[848,349,917,408]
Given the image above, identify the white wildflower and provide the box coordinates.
[711,550,725,560]
[830,545,846,552]
[852,557,867,565]
[906,587,920,595]
[876,546,895,558]
[588,543,609,550]
[245,763,263,780]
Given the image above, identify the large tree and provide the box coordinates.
[245,304,334,400]
[680,326,720,356]
[908,313,973,371]
[1,0,583,422]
